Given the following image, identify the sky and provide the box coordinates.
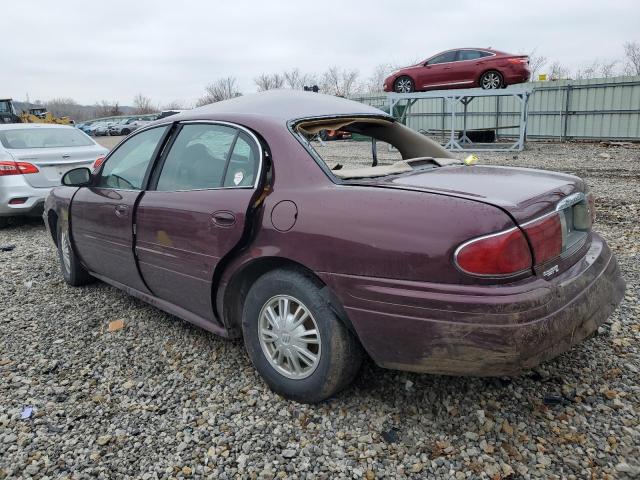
[3,0,639,106]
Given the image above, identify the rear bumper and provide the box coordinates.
[0,176,50,217]
[503,66,531,84]
[320,234,625,376]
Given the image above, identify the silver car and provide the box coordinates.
[0,124,108,227]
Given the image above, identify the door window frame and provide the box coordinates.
[146,120,264,192]
[91,123,174,192]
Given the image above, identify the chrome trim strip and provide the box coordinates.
[555,192,586,211]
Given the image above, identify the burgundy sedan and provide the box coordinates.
[383,48,531,93]
[44,91,624,403]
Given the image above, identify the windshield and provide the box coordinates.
[0,128,94,149]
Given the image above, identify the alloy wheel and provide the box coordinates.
[258,295,321,379]
[395,78,413,93]
[482,72,501,89]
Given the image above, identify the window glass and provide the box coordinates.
[427,51,457,65]
[458,50,485,61]
[223,132,259,187]
[97,126,167,190]
[0,128,94,149]
[156,124,237,191]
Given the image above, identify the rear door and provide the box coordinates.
[135,122,262,321]
[454,50,493,85]
[71,125,169,292]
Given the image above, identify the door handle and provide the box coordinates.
[212,211,236,227]
[114,204,129,217]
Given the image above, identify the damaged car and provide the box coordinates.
[43,90,625,403]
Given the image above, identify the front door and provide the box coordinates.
[71,125,169,292]
[135,122,261,320]
[418,50,458,89]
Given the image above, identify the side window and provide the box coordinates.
[156,124,238,191]
[427,51,457,65]
[458,50,484,61]
[97,126,167,190]
[223,132,259,187]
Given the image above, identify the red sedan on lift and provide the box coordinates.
[383,48,531,93]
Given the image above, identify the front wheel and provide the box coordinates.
[242,269,363,403]
[480,70,504,89]
[57,222,93,286]
[394,75,415,93]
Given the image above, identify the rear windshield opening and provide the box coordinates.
[0,128,94,149]
[295,117,459,179]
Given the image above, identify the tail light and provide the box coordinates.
[521,213,562,264]
[456,193,594,279]
[508,57,529,64]
[93,156,106,171]
[455,228,532,276]
[0,161,39,176]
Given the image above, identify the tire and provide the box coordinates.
[480,70,504,89]
[242,269,363,403]
[57,222,93,286]
[122,129,130,135]
[394,75,415,93]
[0,217,9,229]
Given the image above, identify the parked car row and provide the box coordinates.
[76,117,152,137]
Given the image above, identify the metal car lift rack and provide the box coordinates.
[386,85,533,152]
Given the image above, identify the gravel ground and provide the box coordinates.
[1,141,639,479]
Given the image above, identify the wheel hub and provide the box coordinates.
[258,295,321,379]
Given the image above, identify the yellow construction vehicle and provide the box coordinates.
[19,107,74,125]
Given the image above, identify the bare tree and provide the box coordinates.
[94,101,122,117]
[254,73,285,91]
[45,98,79,118]
[133,93,156,114]
[196,77,241,106]
[162,100,188,110]
[526,49,547,80]
[623,41,640,75]
[366,63,394,93]
[548,61,571,80]
[320,67,360,97]
[574,59,618,79]
[283,69,317,90]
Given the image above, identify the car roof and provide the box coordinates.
[0,123,75,131]
[168,90,390,124]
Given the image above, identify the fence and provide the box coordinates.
[350,75,640,141]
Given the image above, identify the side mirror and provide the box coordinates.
[62,167,92,187]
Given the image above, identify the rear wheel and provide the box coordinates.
[394,76,415,93]
[57,222,93,286]
[242,269,363,403]
[480,70,503,89]
[0,217,9,229]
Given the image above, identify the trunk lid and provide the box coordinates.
[8,145,107,188]
[364,164,585,224]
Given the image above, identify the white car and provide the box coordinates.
[0,124,108,227]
